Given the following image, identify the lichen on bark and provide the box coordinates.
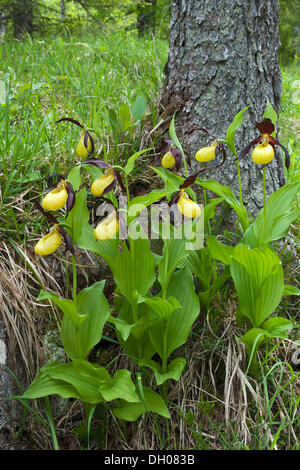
[162,0,285,216]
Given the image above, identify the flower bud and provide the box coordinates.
[161,151,176,169]
[34,226,62,256]
[177,191,201,219]
[252,143,274,165]
[42,181,68,211]
[76,131,93,159]
[94,212,119,241]
[91,168,115,197]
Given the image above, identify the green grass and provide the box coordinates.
[279,63,300,184]
[0,30,168,241]
[0,29,168,174]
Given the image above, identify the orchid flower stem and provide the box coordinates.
[204,189,217,280]
[203,188,211,236]
[72,254,77,303]
[132,300,143,358]
[263,166,267,239]
[125,174,130,202]
[64,259,70,297]
[162,239,169,300]
[161,334,169,401]
[182,151,189,178]
[236,155,243,208]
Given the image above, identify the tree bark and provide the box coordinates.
[162,0,285,216]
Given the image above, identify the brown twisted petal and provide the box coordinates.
[84,131,94,155]
[65,182,75,214]
[238,136,262,160]
[115,170,126,193]
[268,136,290,169]
[82,158,111,169]
[168,190,181,207]
[58,226,75,255]
[55,117,84,128]
[35,202,59,224]
[214,143,227,168]
[187,126,217,140]
[170,147,182,171]
[35,202,75,255]
[180,172,200,189]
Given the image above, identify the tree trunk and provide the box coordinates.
[12,0,34,37]
[137,0,157,37]
[60,0,66,21]
[162,0,285,216]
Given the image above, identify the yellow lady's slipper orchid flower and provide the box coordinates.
[34,225,62,256]
[76,131,93,159]
[91,168,115,197]
[177,190,201,219]
[161,151,176,169]
[42,181,68,211]
[252,141,274,165]
[94,212,119,241]
[195,141,218,162]
[238,118,290,169]
[159,139,182,171]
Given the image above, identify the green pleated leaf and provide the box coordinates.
[240,328,271,358]
[158,233,188,293]
[113,387,170,421]
[178,247,212,291]
[111,317,138,341]
[230,245,284,328]
[225,106,251,155]
[115,299,156,360]
[61,281,110,360]
[149,268,200,359]
[261,317,293,338]
[139,357,186,386]
[99,369,139,403]
[151,167,197,201]
[204,197,223,225]
[263,101,277,136]
[37,290,87,328]
[67,165,82,191]
[23,361,108,404]
[144,296,181,322]
[127,190,166,225]
[22,366,81,400]
[111,235,156,302]
[131,95,147,121]
[206,236,233,265]
[195,178,249,231]
[198,268,231,307]
[169,114,184,160]
[76,222,119,267]
[66,187,89,242]
[283,284,300,296]
[119,102,131,133]
[243,182,300,247]
[125,148,152,176]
